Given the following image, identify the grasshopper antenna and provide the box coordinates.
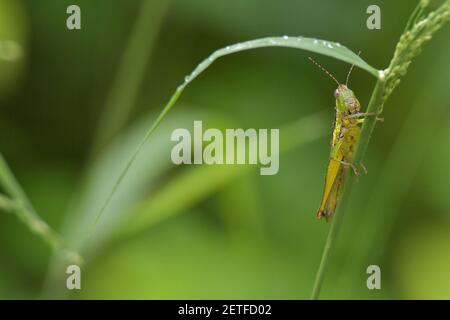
[345,50,362,86]
[308,57,340,86]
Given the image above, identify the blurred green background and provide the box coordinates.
[0,0,449,299]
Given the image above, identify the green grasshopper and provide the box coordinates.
[309,57,382,221]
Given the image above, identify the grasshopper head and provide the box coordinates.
[334,84,360,114]
[307,57,361,114]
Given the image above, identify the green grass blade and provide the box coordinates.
[0,193,17,212]
[92,36,379,231]
[337,32,450,295]
[91,0,171,151]
[0,153,83,264]
[310,1,450,299]
[186,36,379,82]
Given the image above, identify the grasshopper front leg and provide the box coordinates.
[346,112,384,122]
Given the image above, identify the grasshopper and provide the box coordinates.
[309,57,382,221]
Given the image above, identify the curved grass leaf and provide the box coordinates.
[184,36,379,84]
[92,36,379,232]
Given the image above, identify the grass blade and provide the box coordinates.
[92,36,379,233]
[0,153,82,264]
[91,0,171,150]
[310,0,450,299]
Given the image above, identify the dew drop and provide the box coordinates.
[283,35,289,40]
[327,43,333,48]
[313,39,318,44]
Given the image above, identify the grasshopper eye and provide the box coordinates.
[334,89,340,98]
